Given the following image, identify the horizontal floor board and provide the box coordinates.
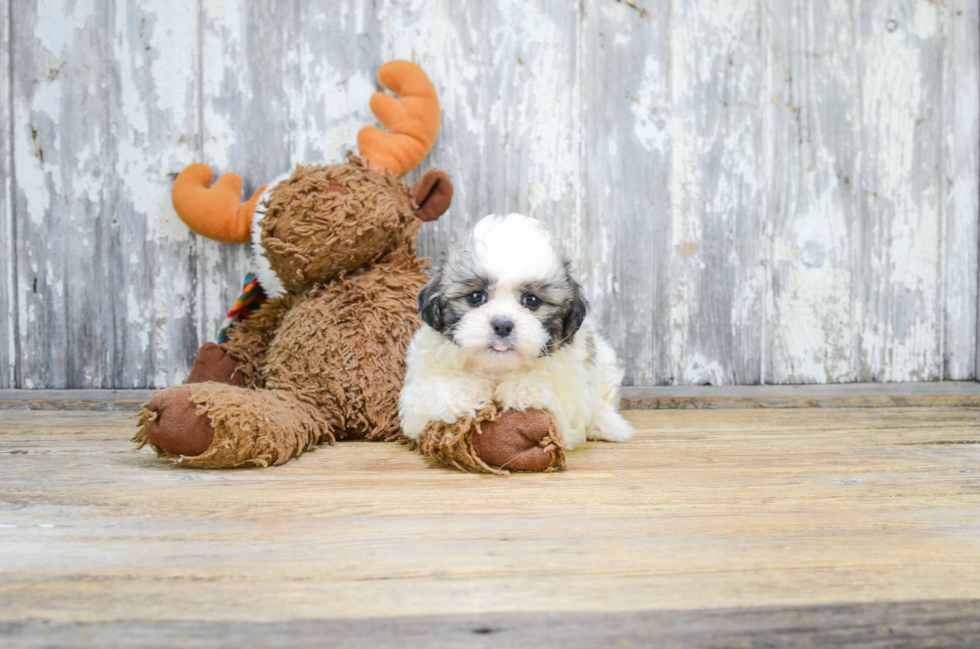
[620,381,980,409]
[2,382,980,412]
[3,599,980,649]
[2,407,979,631]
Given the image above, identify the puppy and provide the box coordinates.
[399,213,632,456]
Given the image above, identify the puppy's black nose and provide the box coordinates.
[491,319,514,337]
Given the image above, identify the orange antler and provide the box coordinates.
[171,164,265,244]
[358,60,440,177]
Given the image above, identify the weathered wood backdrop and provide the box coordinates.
[1,0,978,389]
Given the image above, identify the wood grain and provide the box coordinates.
[2,406,980,629]
[197,0,289,353]
[4,600,980,648]
[668,0,766,385]
[0,389,152,411]
[0,0,13,389]
[2,1,979,388]
[5,382,980,411]
[620,380,980,409]
[108,0,203,389]
[10,0,203,389]
[767,0,860,383]
[11,0,109,389]
[581,0,669,386]
[856,0,945,382]
[944,0,980,380]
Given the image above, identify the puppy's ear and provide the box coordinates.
[562,281,589,341]
[417,267,445,331]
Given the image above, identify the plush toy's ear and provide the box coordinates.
[412,169,453,222]
[358,60,441,177]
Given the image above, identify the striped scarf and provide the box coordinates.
[216,272,267,344]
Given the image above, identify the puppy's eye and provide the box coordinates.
[466,291,487,306]
[522,294,541,310]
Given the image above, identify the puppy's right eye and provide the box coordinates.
[466,291,487,306]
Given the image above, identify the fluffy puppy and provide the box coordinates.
[399,213,632,463]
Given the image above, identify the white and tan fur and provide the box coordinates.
[399,213,632,449]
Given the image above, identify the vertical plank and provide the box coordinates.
[11,0,201,389]
[199,0,383,345]
[668,0,766,384]
[379,0,586,354]
[11,0,110,388]
[943,0,979,380]
[291,1,382,165]
[0,0,13,388]
[383,0,624,374]
[766,0,859,383]
[202,0,293,182]
[855,0,944,382]
[198,0,287,346]
[106,0,202,388]
[580,0,669,385]
[376,0,490,254]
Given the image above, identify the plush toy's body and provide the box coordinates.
[135,61,562,473]
[135,62,452,468]
[136,156,440,467]
[222,163,430,448]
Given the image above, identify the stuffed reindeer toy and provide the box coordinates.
[135,61,565,473]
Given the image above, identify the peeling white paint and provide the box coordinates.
[3,0,978,388]
[632,55,668,153]
[34,0,95,57]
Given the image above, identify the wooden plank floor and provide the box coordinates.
[5,381,980,411]
[2,400,980,646]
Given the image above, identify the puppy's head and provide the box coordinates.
[418,213,588,371]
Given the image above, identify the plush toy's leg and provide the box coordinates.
[411,407,565,475]
[134,382,332,468]
[185,342,246,386]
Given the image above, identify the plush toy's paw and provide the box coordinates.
[186,342,246,387]
[141,387,215,457]
[410,406,565,475]
[473,409,561,472]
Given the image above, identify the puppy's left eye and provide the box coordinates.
[522,294,541,310]
[466,291,487,306]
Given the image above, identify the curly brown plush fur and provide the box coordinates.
[259,162,419,292]
[135,156,451,468]
[135,382,328,468]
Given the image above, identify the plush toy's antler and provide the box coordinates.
[172,61,437,240]
[171,164,266,244]
[358,60,440,178]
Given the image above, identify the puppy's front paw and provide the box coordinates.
[495,380,552,411]
[473,409,565,472]
[588,409,634,443]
